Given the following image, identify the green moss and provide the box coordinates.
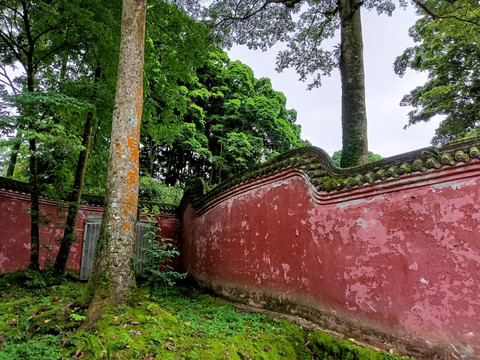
[308,331,413,360]
[0,277,415,360]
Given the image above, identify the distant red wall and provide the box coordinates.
[181,161,480,359]
[0,189,181,274]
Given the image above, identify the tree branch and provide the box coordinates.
[214,0,303,27]
[0,64,21,95]
[412,0,480,26]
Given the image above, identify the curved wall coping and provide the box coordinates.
[182,136,480,216]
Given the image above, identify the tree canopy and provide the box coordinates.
[141,48,307,186]
[180,0,407,167]
[395,0,480,145]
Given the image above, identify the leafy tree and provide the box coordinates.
[140,0,212,180]
[180,0,406,167]
[84,0,146,326]
[53,1,122,275]
[395,0,480,145]
[142,48,307,186]
[0,0,122,273]
[0,0,113,269]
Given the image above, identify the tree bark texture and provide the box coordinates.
[85,0,146,324]
[339,0,369,168]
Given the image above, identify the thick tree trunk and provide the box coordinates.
[339,0,369,168]
[84,0,146,326]
[53,67,101,275]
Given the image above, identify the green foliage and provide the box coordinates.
[70,309,87,322]
[332,150,383,167]
[0,335,62,360]
[0,277,415,360]
[139,177,184,205]
[201,0,402,88]
[143,47,308,186]
[137,207,187,293]
[395,0,480,145]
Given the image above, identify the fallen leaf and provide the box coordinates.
[128,330,143,336]
[264,346,271,352]
[130,321,140,325]
[164,342,176,351]
[72,349,84,358]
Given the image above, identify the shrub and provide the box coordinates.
[138,177,183,205]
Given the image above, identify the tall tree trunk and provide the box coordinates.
[53,67,101,275]
[84,0,146,326]
[20,0,42,269]
[28,136,40,270]
[53,112,95,273]
[339,0,369,168]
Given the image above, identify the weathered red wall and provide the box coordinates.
[0,189,181,274]
[0,190,102,273]
[181,161,480,359]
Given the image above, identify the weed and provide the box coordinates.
[0,334,62,360]
[136,206,187,294]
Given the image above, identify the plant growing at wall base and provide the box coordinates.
[137,206,186,294]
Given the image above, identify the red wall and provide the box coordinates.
[0,189,181,274]
[181,162,480,359]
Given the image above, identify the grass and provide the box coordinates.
[0,271,413,360]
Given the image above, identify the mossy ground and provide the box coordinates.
[0,271,412,360]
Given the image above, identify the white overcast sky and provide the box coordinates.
[227,5,441,157]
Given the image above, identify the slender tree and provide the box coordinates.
[53,68,102,274]
[179,0,406,167]
[0,0,70,269]
[84,0,146,325]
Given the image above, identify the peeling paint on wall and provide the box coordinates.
[182,165,480,359]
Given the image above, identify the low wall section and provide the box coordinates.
[0,180,181,274]
[180,137,480,359]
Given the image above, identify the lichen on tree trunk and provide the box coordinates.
[339,0,369,168]
[83,0,147,327]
